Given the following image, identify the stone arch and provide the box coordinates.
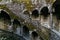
[40,6,49,19]
[52,0,60,31]
[12,19,22,35]
[52,0,60,20]
[0,10,11,25]
[12,19,21,31]
[31,31,38,38]
[23,25,29,37]
[31,9,39,18]
[0,10,11,30]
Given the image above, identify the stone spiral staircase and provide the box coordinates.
[6,2,60,40]
[0,0,60,40]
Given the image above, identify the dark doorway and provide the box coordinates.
[31,31,38,38]
[40,6,49,19]
[31,9,39,18]
[52,0,60,19]
[23,25,29,37]
[13,19,21,31]
[0,10,11,25]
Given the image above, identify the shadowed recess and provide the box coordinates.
[23,25,29,36]
[32,9,39,18]
[13,19,21,26]
[32,31,38,38]
[52,0,60,19]
[0,10,11,24]
[13,19,21,31]
[40,6,49,19]
[23,25,29,33]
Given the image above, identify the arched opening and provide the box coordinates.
[31,31,38,38]
[40,6,50,28]
[31,9,39,18]
[13,19,21,26]
[0,10,11,25]
[0,10,11,30]
[52,0,60,20]
[12,19,21,35]
[40,6,49,19]
[52,0,60,31]
[23,25,29,37]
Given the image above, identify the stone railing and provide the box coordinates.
[0,29,26,40]
[50,29,60,40]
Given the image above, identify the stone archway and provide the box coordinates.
[40,6,49,19]
[12,19,21,34]
[0,10,11,30]
[31,9,39,18]
[40,6,50,28]
[31,31,39,40]
[23,25,29,37]
[52,0,60,31]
